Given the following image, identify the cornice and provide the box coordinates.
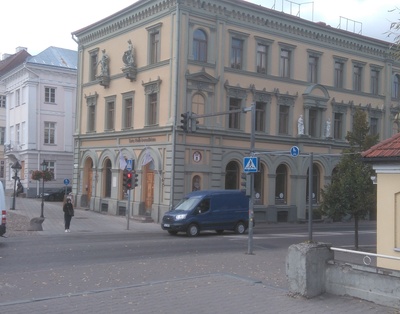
[73,0,393,61]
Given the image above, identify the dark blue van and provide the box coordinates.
[161,190,251,236]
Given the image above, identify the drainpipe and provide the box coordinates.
[170,1,181,209]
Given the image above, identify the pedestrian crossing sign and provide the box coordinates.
[243,157,259,173]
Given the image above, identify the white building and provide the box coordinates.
[0,47,77,197]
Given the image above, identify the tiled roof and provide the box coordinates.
[362,132,400,160]
[27,46,77,69]
[0,49,31,76]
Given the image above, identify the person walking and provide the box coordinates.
[63,198,74,232]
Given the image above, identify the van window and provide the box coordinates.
[174,195,202,211]
[197,198,210,213]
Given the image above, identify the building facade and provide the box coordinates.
[362,133,400,271]
[0,47,77,198]
[72,0,400,223]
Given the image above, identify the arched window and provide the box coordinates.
[225,161,239,190]
[393,74,400,99]
[103,159,112,198]
[306,164,320,204]
[192,175,201,191]
[275,164,287,204]
[192,93,205,125]
[193,29,207,62]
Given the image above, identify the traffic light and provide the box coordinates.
[180,112,189,132]
[191,117,199,132]
[126,171,133,190]
[134,171,139,188]
[240,173,251,196]
[123,170,128,189]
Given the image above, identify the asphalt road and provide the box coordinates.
[0,222,377,303]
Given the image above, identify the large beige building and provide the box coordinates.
[71,0,400,223]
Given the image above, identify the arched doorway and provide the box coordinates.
[142,160,154,214]
[82,158,93,208]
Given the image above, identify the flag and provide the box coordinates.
[119,149,127,170]
[142,147,153,166]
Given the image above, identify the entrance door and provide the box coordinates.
[145,171,154,210]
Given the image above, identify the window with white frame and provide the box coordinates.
[307,50,322,83]
[148,93,158,126]
[231,38,243,69]
[44,122,56,144]
[192,93,205,125]
[0,127,5,145]
[45,87,56,103]
[15,89,20,106]
[0,95,6,108]
[47,161,55,179]
[16,123,20,145]
[333,112,343,140]
[278,105,289,135]
[334,57,347,88]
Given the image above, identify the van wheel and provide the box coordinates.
[234,222,246,234]
[215,230,224,235]
[168,230,178,235]
[187,224,199,237]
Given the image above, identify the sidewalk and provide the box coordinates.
[6,196,161,235]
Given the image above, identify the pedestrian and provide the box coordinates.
[63,198,74,232]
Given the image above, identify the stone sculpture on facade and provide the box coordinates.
[97,49,110,87]
[122,39,137,81]
[298,114,304,135]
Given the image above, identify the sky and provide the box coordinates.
[1,0,398,57]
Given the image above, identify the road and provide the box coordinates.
[0,221,388,313]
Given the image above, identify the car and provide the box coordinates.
[161,190,253,237]
[43,187,72,202]
[0,181,6,237]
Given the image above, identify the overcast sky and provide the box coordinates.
[1,0,398,56]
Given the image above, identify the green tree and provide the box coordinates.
[319,108,378,249]
[387,7,400,59]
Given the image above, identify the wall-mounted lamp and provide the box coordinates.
[370,176,377,185]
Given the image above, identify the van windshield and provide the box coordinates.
[173,196,202,211]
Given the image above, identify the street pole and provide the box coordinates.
[11,170,17,210]
[126,189,131,230]
[247,103,255,255]
[40,177,45,218]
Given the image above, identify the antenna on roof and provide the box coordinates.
[270,0,314,21]
[337,16,363,35]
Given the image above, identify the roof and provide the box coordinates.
[0,49,31,76]
[27,46,77,69]
[361,132,400,162]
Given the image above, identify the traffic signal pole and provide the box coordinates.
[247,103,255,255]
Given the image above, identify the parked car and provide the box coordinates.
[161,190,253,236]
[0,181,6,237]
[43,187,72,201]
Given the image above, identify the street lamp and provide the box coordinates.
[40,159,48,218]
[11,160,22,210]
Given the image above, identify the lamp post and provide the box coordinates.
[11,161,22,210]
[40,159,48,218]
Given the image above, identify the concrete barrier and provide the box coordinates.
[286,242,400,309]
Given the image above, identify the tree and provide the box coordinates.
[387,7,400,60]
[319,108,378,249]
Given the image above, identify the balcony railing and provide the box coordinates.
[4,141,22,153]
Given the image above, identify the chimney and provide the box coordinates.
[16,46,28,53]
[1,53,12,61]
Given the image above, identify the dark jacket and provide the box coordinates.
[63,201,74,216]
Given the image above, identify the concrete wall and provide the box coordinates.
[286,243,400,309]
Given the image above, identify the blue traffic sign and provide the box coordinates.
[126,159,133,171]
[243,157,259,173]
[64,179,70,185]
[290,146,300,157]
